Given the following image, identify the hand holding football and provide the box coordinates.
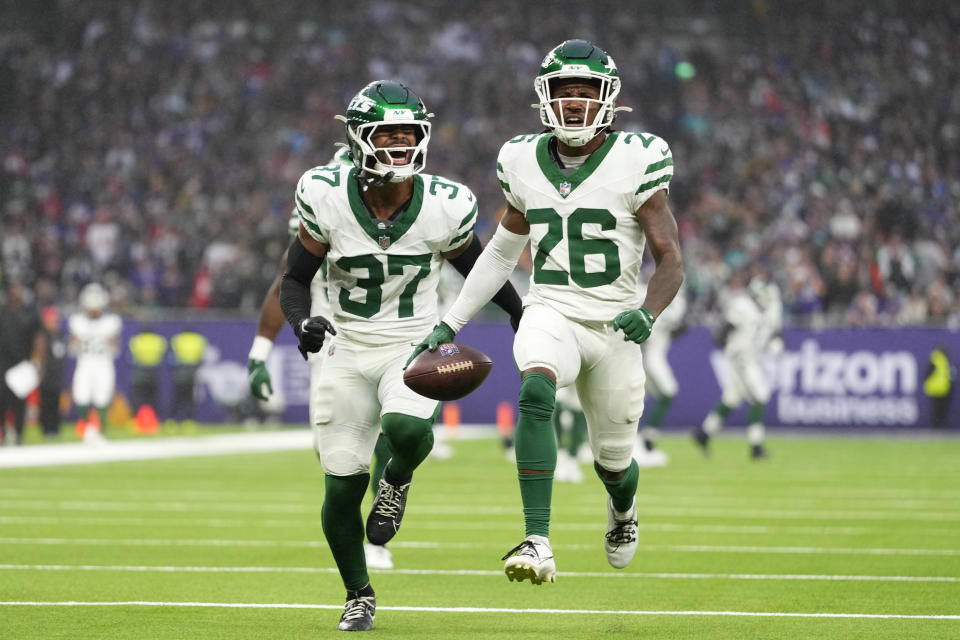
[403,343,492,401]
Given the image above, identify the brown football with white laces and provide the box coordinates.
[403,342,493,401]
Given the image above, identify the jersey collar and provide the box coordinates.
[346,168,425,248]
[535,131,619,198]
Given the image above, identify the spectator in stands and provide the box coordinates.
[38,306,67,438]
[0,2,958,330]
[0,283,46,445]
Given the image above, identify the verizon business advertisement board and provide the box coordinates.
[98,322,956,429]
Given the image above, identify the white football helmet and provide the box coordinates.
[335,80,432,183]
[79,282,109,313]
[534,39,627,147]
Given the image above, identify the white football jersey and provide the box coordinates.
[497,131,673,321]
[722,290,763,357]
[288,149,353,317]
[295,165,477,344]
[69,312,122,360]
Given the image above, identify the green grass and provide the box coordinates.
[1,433,959,639]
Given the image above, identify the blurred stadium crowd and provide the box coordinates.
[1,0,958,328]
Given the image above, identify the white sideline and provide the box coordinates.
[1,563,958,583]
[0,426,494,468]
[0,601,958,620]
[0,430,312,468]
[2,536,960,557]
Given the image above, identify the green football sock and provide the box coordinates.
[370,434,392,491]
[646,395,674,428]
[595,458,639,513]
[381,413,434,483]
[322,474,370,591]
[714,401,733,419]
[515,372,557,538]
[567,409,587,457]
[747,403,765,424]
[96,407,108,431]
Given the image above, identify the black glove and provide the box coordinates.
[294,315,337,360]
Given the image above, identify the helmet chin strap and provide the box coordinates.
[356,169,397,191]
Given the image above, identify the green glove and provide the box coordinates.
[248,359,273,401]
[613,306,655,343]
[405,322,456,369]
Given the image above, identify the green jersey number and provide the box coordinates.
[310,165,342,188]
[335,253,432,319]
[527,207,621,288]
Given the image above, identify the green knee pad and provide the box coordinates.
[380,412,435,483]
[516,372,557,470]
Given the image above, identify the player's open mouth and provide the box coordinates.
[387,149,410,163]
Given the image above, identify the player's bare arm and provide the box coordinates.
[635,189,683,318]
[256,249,289,342]
[247,249,291,400]
[499,202,531,235]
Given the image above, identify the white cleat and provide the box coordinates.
[633,442,669,468]
[502,535,557,585]
[83,426,107,446]
[575,442,594,464]
[554,450,584,484]
[429,441,453,460]
[364,543,394,570]
[604,496,638,569]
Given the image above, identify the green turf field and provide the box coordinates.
[1,433,959,639]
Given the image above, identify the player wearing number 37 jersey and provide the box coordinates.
[279,80,522,632]
[410,39,684,585]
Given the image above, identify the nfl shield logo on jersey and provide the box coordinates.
[379,235,390,249]
[559,181,572,196]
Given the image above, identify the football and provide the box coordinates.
[403,342,493,401]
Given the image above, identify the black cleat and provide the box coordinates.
[366,476,411,545]
[691,428,710,457]
[750,444,770,460]
[338,590,375,631]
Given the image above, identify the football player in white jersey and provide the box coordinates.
[635,280,688,467]
[247,149,396,572]
[69,282,122,441]
[278,81,522,632]
[410,40,684,584]
[692,268,780,459]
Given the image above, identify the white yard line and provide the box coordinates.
[2,497,959,522]
[5,513,960,539]
[0,431,313,468]
[1,536,958,556]
[1,563,958,583]
[0,426,494,469]
[0,600,957,620]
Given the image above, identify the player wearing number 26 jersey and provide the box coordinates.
[496,129,673,321]
[278,80,522,632]
[410,39,684,585]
